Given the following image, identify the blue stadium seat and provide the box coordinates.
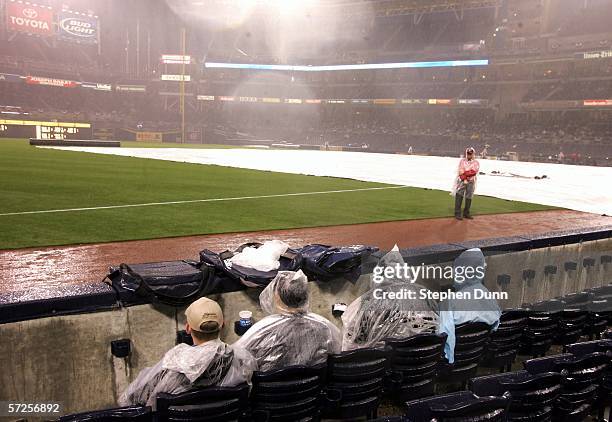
[155,383,249,422]
[525,352,609,421]
[481,309,528,372]
[469,370,562,421]
[324,348,387,420]
[59,406,152,422]
[521,301,561,357]
[439,322,492,388]
[405,391,510,422]
[250,364,331,422]
[384,332,447,401]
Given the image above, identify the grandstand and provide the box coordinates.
[0,0,612,420]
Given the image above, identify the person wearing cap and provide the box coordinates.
[451,147,480,220]
[118,297,257,409]
[234,270,342,372]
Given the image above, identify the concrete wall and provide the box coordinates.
[1,238,610,415]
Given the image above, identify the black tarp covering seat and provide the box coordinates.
[199,242,302,288]
[297,244,378,282]
[106,260,223,307]
[0,282,118,324]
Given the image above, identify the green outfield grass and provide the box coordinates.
[0,138,555,250]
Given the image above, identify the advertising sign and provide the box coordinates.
[161,54,191,64]
[116,85,146,92]
[0,73,23,83]
[6,1,53,36]
[58,11,98,43]
[584,99,612,106]
[582,50,612,60]
[161,74,191,82]
[81,82,112,91]
[136,132,162,142]
[25,76,78,88]
[373,99,396,105]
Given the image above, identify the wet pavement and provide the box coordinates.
[0,210,610,301]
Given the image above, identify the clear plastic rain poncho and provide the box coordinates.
[118,338,257,409]
[341,247,440,351]
[234,270,342,372]
[438,248,501,363]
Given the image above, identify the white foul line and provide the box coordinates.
[0,185,410,217]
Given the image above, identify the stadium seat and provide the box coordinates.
[567,338,612,419]
[586,284,612,301]
[525,352,609,421]
[481,309,528,372]
[439,322,492,388]
[250,364,332,422]
[155,383,250,422]
[469,370,562,421]
[59,406,152,422]
[555,308,588,349]
[520,301,561,357]
[585,299,610,340]
[404,390,510,422]
[324,348,387,420]
[384,332,447,401]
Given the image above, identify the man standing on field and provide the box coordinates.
[452,147,479,220]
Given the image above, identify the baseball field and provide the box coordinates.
[0,139,553,250]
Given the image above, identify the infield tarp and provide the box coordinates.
[41,147,612,215]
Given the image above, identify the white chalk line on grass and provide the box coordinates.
[0,185,412,217]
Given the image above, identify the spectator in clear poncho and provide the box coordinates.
[234,270,341,372]
[438,248,501,363]
[341,246,439,351]
[118,298,257,409]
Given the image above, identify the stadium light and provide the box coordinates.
[204,59,489,72]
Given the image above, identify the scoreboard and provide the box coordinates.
[36,125,88,140]
[0,119,92,140]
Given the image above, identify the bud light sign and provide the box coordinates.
[58,12,98,43]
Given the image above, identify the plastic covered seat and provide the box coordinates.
[469,370,562,421]
[156,383,249,422]
[324,348,387,420]
[405,390,510,422]
[250,364,330,422]
[59,406,152,422]
[384,332,447,401]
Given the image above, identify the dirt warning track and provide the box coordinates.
[0,210,609,298]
